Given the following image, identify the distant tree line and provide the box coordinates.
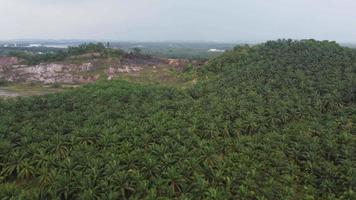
[7,43,125,65]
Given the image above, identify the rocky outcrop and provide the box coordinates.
[106,65,143,80]
[166,59,188,67]
[0,56,19,66]
[1,62,97,84]
[0,56,198,84]
[69,53,101,59]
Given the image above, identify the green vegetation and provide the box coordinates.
[8,43,125,65]
[0,83,67,98]
[109,42,235,60]
[125,47,152,60]
[0,40,355,199]
[0,80,10,87]
[143,48,223,60]
[50,83,62,89]
[115,65,197,88]
[0,46,63,57]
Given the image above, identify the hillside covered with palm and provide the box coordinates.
[0,40,355,199]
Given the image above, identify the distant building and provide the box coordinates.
[208,49,225,52]
[28,44,42,47]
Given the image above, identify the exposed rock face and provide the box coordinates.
[0,56,198,84]
[0,56,19,66]
[107,65,143,74]
[69,53,101,59]
[1,62,97,84]
[106,65,143,80]
[166,59,189,67]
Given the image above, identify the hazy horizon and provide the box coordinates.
[1,0,356,43]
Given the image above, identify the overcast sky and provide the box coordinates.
[1,0,355,42]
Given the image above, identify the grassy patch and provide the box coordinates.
[0,82,76,97]
[114,65,197,88]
